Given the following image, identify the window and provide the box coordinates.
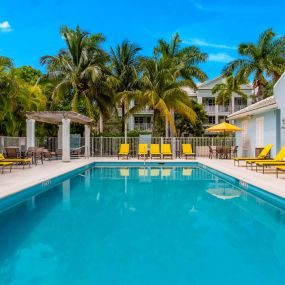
[134,117,144,124]
[208,116,215,124]
[256,117,264,147]
[208,98,215,106]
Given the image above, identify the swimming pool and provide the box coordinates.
[0,163,285,284]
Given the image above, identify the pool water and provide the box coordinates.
[0,166,285,285]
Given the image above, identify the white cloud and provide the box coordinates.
[190,0,205,10]
[185,38,237,50]
[0,21,12,32]
[208,53,235,63]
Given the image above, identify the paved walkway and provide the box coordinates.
[1,157,285,199]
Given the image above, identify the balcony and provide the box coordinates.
[133,123,153,131]
[133,106,154,115]
[234,105,247,112]
[204,105,216,113]
[218,105,230,113]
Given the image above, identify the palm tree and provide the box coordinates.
[134,58,197,136]
[154,33,208,88]
[40,26,110,117]
[110,40,142,133]
[223,28,285,102]
[212,74,248,115]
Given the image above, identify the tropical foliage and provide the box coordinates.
[0,60,46,136]
[1,26,285,137]
[223,28,285,101]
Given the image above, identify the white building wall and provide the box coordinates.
[273,72,285,150]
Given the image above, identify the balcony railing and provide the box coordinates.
[234,105,247,112]
[204,105,216,113]
[133,123,153,131]
[218,105,230,112]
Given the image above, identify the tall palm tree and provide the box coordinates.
[212,74,248,115]
[154,33,208,88]
[40,26,110,117]
[133,58,197,136]
[223,28,285,102]
[110,40,142,133]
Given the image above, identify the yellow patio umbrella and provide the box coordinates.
[206,122,242,147]
[206,122,242,133]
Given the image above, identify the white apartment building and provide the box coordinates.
[127,75,253,131]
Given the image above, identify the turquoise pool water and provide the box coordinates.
[0,165,285,284]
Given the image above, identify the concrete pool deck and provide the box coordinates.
[1,157,285,199]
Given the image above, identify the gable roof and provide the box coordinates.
[198,74,252,90]
[228,96,277,120]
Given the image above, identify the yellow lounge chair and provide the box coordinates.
[0,161,13,174]
[138,144,148,159]
[118,144,129,160]
[150,144,161,159]
[276,165,285,178]
[0,153,32,169]
[246,146,285,173]
[161,144,173,159]
[233,144,273,166]
[182,144,196,159]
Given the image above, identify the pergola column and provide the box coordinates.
[58,125,63,150]
[85,124,91,158]
[26,119,35,149]
[62,118,70,162]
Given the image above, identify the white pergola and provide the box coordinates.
[26,111,93,162]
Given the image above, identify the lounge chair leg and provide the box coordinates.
[263,165,265,174]
[277,169,279,178]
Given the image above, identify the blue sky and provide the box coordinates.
[1,0,285,79]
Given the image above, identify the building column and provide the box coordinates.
[215,104,219,124]
[58,125,63,150]
[84,125,91,158]
[231,96,235,114]
[128,115,134,131]
[197,97,203,104]
[26,119,35,149]
[62,119,70,162]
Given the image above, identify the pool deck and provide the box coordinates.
[1,157,285,199]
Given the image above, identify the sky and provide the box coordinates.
[1,0,285,79]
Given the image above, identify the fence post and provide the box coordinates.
[172,137,176,158]
[100,136,103,157]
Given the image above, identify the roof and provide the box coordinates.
[197,74,252,90]
[181,86,196,96]
[228,96,277,120]
[26,111,93,125]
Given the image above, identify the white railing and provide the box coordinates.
[1,136,236,158]
[234,105,247,112]
[204,105,216,113]
[218,105,230,113]
[133,123,153,131]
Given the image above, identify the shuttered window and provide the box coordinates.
[256,117,264,147]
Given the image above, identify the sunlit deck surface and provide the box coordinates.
[1,157,285,199]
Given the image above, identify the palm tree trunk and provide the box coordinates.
[99,112,104,133]
[121,101,125,133]
[152,110,158,136]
